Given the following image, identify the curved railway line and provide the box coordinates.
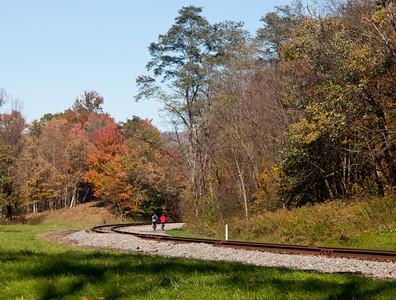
[91,223,396,262]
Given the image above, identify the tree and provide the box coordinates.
[0,88,7,108]
[66,124,91,207]
[122,117,185,219]
[15,130,43,214]
[64,90,104,127]
[135,6,221,217]
[339,0,396,188]
[0,110,26,219]
[86,116,185,219]
[85,119,130,215]
[279,0,396,205]
[0,145,15,219]
[207,61,291,215]
[17,93,109,214]
[0,110,26,157]
[182,14,295,218]
[257,0,303,59]
[34,117,70,210]
[136,6,265,222]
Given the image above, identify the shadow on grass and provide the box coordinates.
[1,249,395,299]
[0,228,22,233]
[219,264,395,299]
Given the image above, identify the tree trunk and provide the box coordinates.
[6,204,12,220]
[70,181,79,208]
[234,155,249,221]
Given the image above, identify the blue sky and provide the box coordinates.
[1,0,293,131]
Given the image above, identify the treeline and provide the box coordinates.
[1,0,395,224]
[136,0,395,224]
[0,90,184,220]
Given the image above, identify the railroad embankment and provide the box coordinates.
[186,194,396,250]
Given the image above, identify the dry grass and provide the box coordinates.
[20,201,125,227]
[185,194,396,250]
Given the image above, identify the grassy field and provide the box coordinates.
[0,224,395,299]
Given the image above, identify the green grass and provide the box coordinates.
[166,228,215,240]
[322,228,396,250]
[0,225,395,299]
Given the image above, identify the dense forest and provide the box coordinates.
[0,0,395,226]
[0,91,185,220]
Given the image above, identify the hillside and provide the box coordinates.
[185,195,396,250]
[21,201,124,227]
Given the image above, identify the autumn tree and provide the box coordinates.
[137,6,264,222]
[64,90,104,133]
[0,145,15,219]
[193,4,304,219]
[135,6,215,218]
[17,91,107,214]
[279,0,396,205]
[86,115,185,219]
[16,127,44,213]
[66,124,91,207]
[0,110,26,157]
[85,118,131,215]
[122,117,185,219]
[207,62,292,216]
[0,110,26,219]
[28,117,70,210]
[0,86,182,219]
[339,0,396,188]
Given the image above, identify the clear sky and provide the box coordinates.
[1,0,293,131]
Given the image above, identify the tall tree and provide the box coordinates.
[0,110,26,157]
[0,145,15,219]
[35,118,70,210]
[0,110,26,219]
[85,119,129,215]
[257,0,303,59]
[66,124,91,207]
[135,6,221,217]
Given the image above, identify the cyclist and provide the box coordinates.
[159,213,167,231]
[152,213,158,230]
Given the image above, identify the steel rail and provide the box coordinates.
[91,223,396,262]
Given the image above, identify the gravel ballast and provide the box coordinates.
[47,223,396,280]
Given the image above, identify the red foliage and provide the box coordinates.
[0,110,27,156]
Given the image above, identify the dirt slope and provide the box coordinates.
[22,202,125,227]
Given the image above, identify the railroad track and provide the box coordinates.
[91,223,396,262]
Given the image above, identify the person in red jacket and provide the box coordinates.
[159,213,167,231]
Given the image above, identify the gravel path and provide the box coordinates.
[45,224,396,280]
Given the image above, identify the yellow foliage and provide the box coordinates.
[254,162,284,211]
